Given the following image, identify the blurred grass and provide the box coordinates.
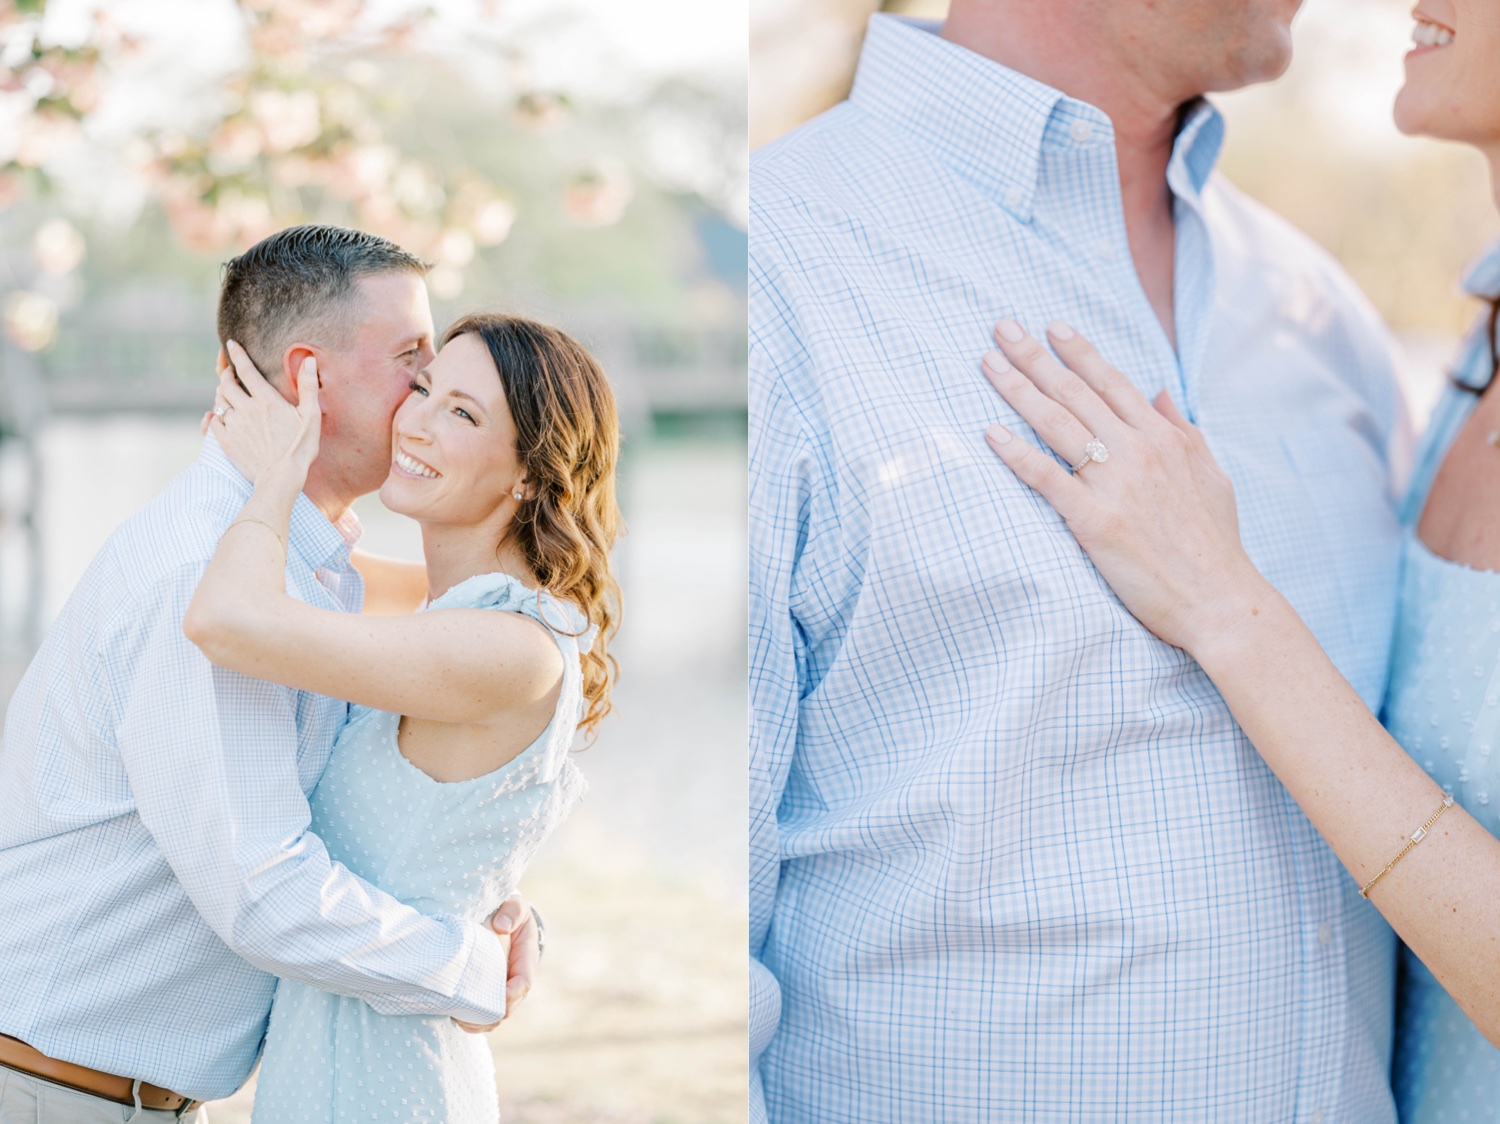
[491,818,747,1124]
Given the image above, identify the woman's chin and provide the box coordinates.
[1392,84,1439,139]
[1393,68,1491,146]
[379,476,419,518]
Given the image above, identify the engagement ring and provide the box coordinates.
[213,404,232,421]
[1071,437,1109,474]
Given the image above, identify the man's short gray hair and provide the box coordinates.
[217,225,430,383]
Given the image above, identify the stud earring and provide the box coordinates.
[513,490,523,501]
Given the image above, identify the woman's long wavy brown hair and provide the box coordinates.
[442,313,622,740]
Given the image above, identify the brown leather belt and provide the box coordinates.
[0,1034,203,1115]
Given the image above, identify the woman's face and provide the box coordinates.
[1394,0,1500,149]
[378,330,526,528]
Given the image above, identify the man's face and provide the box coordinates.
[1101,0,1304,101]
[309,271,436,503]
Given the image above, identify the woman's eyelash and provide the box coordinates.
[408,380,473,422]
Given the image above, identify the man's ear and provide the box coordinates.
[283,344,319,403]
[215,346,229,375]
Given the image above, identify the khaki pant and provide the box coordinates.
[0,1066,206,1124]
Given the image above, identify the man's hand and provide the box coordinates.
[453,893,541,1034]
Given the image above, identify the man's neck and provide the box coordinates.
[302,477,355,531]
[940,10,1184,346]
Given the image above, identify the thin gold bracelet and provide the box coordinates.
[224,516,285,553]
[1359,793,1455,899]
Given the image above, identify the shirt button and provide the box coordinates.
[1070,120,1094,144]
[1310,1110,1325,1124]
[1317,922,1333,946]
[1004,185,1025,210]
[1094,239,1114,261]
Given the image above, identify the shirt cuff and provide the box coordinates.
[444,921,509,1025]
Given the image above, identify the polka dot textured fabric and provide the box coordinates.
[250,572,590,1124]
[1375,264,1500,1120]
[1384,536,1500,1122]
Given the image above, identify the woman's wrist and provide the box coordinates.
[1183,570,1294,676]
[252,455,308,497]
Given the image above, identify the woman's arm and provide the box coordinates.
[350,550,429,616]
[188,586,562,724]
[184,345,562,724]
[1191,582,1500,1043]
[979,320,1500,1043]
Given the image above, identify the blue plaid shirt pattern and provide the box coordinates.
[749,16,1410,1123]
[0,435,510,1101]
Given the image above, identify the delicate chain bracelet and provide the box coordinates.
[1359,793,1455,899]
[225,516,285,553]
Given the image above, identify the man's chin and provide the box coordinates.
[1223,28,1294,90]
[1263,32,1295,81]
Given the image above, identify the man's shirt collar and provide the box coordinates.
[847,14,1225,221]
[198,432,356,572]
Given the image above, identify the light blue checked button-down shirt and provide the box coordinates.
[0,434,510,1102]
[750,16,1410,1123]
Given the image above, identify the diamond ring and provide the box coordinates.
[1071,437,1109,474]
[213,404,232,421]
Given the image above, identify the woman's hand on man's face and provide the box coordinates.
[210,341,322,488]
[978,318,1272,657]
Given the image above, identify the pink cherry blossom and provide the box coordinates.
[3,290,60,352]
[563,163,634,229]
[31,218,86,275]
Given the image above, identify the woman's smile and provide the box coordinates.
[393,448,441,479]
[1409,13,1456,53]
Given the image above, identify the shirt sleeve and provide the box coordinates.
[748,249,831,1121]
[111,560,508,1025]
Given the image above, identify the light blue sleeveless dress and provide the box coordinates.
[249,572,590,1124]
[1384,241,1500,1122]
